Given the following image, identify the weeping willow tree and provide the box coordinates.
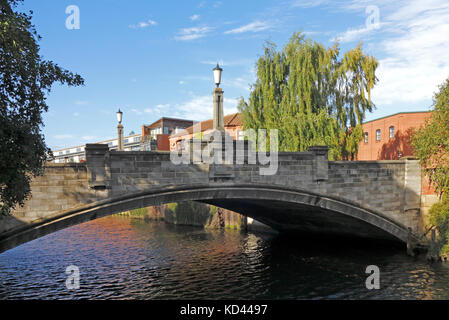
[238,32,378,160]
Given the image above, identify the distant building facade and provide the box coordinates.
[51,117,194,163]
[169,113,243,151]
[357,111,431,161]
[141,117,194,151]
[52,133,142,163]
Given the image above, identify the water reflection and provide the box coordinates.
[0,215,449,299]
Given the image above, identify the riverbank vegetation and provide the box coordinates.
[411,77,449,258]
[238,32,378,160]
[121,202,247,230]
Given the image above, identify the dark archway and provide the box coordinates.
[0,184,414,253]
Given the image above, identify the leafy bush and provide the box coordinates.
[429,195,449,255]
[129,207,147,216]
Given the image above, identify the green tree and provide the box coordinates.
[428,194,449,257]
[238,32,378,160]
[0,0,84,215]
[411,77,449,196]
[411,77,449,257]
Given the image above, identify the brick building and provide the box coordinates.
[357,111,431,161]
[141,117,194,151]
[357,111,437,202]
[169,113,243,151]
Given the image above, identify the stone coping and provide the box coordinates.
[330,160,418,164]
[44,163,87,168]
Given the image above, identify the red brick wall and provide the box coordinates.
[357,112,430,160]
[157,134,170,151]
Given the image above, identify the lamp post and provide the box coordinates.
[116,108,124,151]
[212,63,224,132]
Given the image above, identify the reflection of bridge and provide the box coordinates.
[0,143,426,253]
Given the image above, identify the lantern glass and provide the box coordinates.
[213,63,222,87]
[116,109,123,123]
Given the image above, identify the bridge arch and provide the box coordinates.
[0,184,415,253]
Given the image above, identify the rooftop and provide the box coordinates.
[362,111,431,125]
[144,117,195,129]
[170,113,242,138]
[52,133,142,152]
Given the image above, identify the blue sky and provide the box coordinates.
[17,0,449,150]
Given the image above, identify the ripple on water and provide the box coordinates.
[0,216,448,299]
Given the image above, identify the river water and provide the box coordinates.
[1,215,449,300]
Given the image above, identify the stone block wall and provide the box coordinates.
[0,163,97,235]
[3,144,426,241]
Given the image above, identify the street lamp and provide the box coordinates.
[116,108,124,151]
[213,63,223,88]
[116,108,123,124]
[212,64,224,131]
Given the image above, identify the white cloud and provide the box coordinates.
[199,58,254,66]
[144,104,170,114]
[370,0,449,106]
[156,104,170,110]
[75,100,88,105]
[73,112,79,117]
[200,59,225,66]
[174,95,239,121]
[129,19,157,29]
[190,14,200,21]
[54,134,74,139]
[225,77,251,92]
[331,25,374,43]
[131,108,143,115]
[175,26,213,41]
[322,0,449,108]
[179,80,185,85]
[224,21,271,34]
[291,0,329,8]
[82,136,96,141]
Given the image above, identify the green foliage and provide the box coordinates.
[129,207,147,216]
[411,77,449,196]
[238,32,377,160]
[411,77,449,256]
[166,201,214,226]
[428,195,449,255]
[0,0,84,215]
[167,202,178,212]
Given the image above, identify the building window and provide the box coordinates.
[65,150,70,154]
[376,129,381,141]
[124,139,129,143]
[364,132,368,143]
[151,128,162,135]
[389,126,395,139]
[76,148,81,152]
[164,127,169,134]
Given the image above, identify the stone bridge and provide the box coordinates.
[0,143,427,253]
